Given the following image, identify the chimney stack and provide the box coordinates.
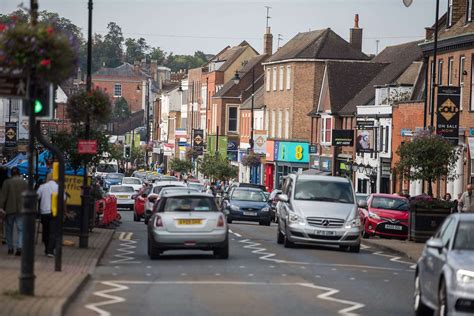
[264,26,273,56]
[349,14,363,52]
[134,60,140,73]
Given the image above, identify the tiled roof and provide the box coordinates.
[266,28,369,63]
[93,63,149,78]
[310,61,386,116]
[338,40,423,115]
[240,86,265,110]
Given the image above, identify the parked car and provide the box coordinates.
[122,177,143,192]
[414,213,474,316]
[359,194,409,239]
[103,173,124,191]
[108,185,135,211]
[268,189,282,222]
[147,192,228,259]
[276,174,361,252]
[355,193,369,205]
[144,181,187,224]
[222,187,271,226]
[133,185,152,222]
[188,182,205,192]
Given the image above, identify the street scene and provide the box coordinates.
[1,0,474,315]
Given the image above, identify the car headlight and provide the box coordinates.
[288,212,304,224]
[345,218,361,229]
[457,269,474,283]
[261,206,270,212]
[368,212,381,220]
[229,205,240,212]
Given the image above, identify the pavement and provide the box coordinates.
[0,227,114,316]
[362,237,425,262]
[66,212,419,316]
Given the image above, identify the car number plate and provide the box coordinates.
[314,230,336,236]
[385,224,403,231]
[243,211,257,216]
[177,219,202,225]
[117,195,129,199]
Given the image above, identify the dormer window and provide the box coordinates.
[447,0,454,27]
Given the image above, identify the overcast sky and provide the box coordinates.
[1,0,448,56]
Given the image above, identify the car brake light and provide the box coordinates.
[154,216,163,227]
[217,215,225,227]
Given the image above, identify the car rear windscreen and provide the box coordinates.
[163,197,218,212]
[110,186,134,193]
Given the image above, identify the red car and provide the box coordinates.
[359,193,409,240]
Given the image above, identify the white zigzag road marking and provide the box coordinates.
[372,251,416,269]
[86,280,365,316]
[85,281,129,316]
[109,235,141,264]
[239,238,310,265]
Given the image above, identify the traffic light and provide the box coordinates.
[124,145,131,159]
[22,83,53,119]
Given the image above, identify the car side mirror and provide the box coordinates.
[278,194,289,202]
[426,238,444,253]
[357,200,368,209]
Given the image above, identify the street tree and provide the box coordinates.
[67,89,112,126]
[102,22,124,68]
[198,154,238,181]
[113,97,131,120]
[125,37,150,64]
[395,130,461,196]
[169,158,193,175]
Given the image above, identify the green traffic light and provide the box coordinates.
[34,99,43,114]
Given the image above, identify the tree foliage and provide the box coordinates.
[113,97,131,120]
[198,154,238,181]
[395,130,461,196]
[125,37,149,64]
[169,158,193,174]
[67,89,112,125]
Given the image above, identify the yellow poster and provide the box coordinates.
[65,175,91,206]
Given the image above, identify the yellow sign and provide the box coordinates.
[438,98,458,121]
[65,175,91,206]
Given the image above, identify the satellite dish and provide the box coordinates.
[403,0,413,7]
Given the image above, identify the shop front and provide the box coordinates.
[264,140,275,192]
[274,141,310,188]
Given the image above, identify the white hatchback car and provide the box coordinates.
[108,185,135,211]
[147,192,228,259]
[122,177,143,192]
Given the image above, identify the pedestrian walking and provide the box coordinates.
[0,166,10,245]
[458,184,474,213]
[0,167,27,256]
[37,173,59,257]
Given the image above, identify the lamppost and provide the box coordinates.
[404,0,439,128]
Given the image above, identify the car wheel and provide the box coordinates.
[283,226,295,248]
[349,244,360,253]
[414,273,432,316]
[265,220,271,226]
[277,222,284,244]
[362,228,370,239]
[438,279,447,316]
[227,217,233,224]
[148,237,160,260]
[214,240,229,259]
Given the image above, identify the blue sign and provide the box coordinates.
[276,141,309,163]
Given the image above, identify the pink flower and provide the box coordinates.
[46,27,54,35]
[40,59,51,67]
[0,24,6,32]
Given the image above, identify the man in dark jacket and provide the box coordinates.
[0,167,28,255]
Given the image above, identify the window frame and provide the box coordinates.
[468,0,473,23]
[114,83,122,97]
[448,57,454,86]
[279,66,284,91]
[438,59,443,86]
[271,110,276,138]
[227,105,239,133]
[320,116,332,145]
[277,109,283,138]
[272,66,277,91]
[286,65,292,90]
[447,0,454,28]
[266,68,271,91]
[284,109,290,139]
[460,56,465,110]
[471,54,474,111]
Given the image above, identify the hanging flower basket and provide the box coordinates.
[67,89,112,125]
[0,22,78,84]
[242,152,261,167]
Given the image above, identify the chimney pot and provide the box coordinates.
[354,14,359,28]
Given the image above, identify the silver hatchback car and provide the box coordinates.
[147,192,229,259]
[415,213,474,316]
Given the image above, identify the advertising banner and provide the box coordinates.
[437,86,460,145]
[193,129,204,155]
[276,141,309,163]
[4,122,17,148]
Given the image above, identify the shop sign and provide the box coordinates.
[276,141,309,163]
[163,143,175,156]
[4,122,17,148]
[266,140,275,161]
[436,86,460,145]
[309,145,317,154]
[356,129,374,153]
[357,120,374,128]
[321,158,331,172]
[175,129,187,137]
[254,134,267,154]
[193,129,204,155]
[332,130,354,146]
[401,128,413,137]
[381,164,391,177]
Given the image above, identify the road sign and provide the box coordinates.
[0,76,28,98]
[78,140,97,154]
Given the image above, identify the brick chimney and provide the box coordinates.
[264,26,273,56]
[349,14,363,52]
[133,60,140,73]
[150,59,158,82]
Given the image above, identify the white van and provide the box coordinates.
[95,159,119,178]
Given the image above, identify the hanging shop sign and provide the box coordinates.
[356,129,374,153]
[332,130,354,147]
[276,141,309,163]
[193,129,204,155]
[4,122,17,148]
